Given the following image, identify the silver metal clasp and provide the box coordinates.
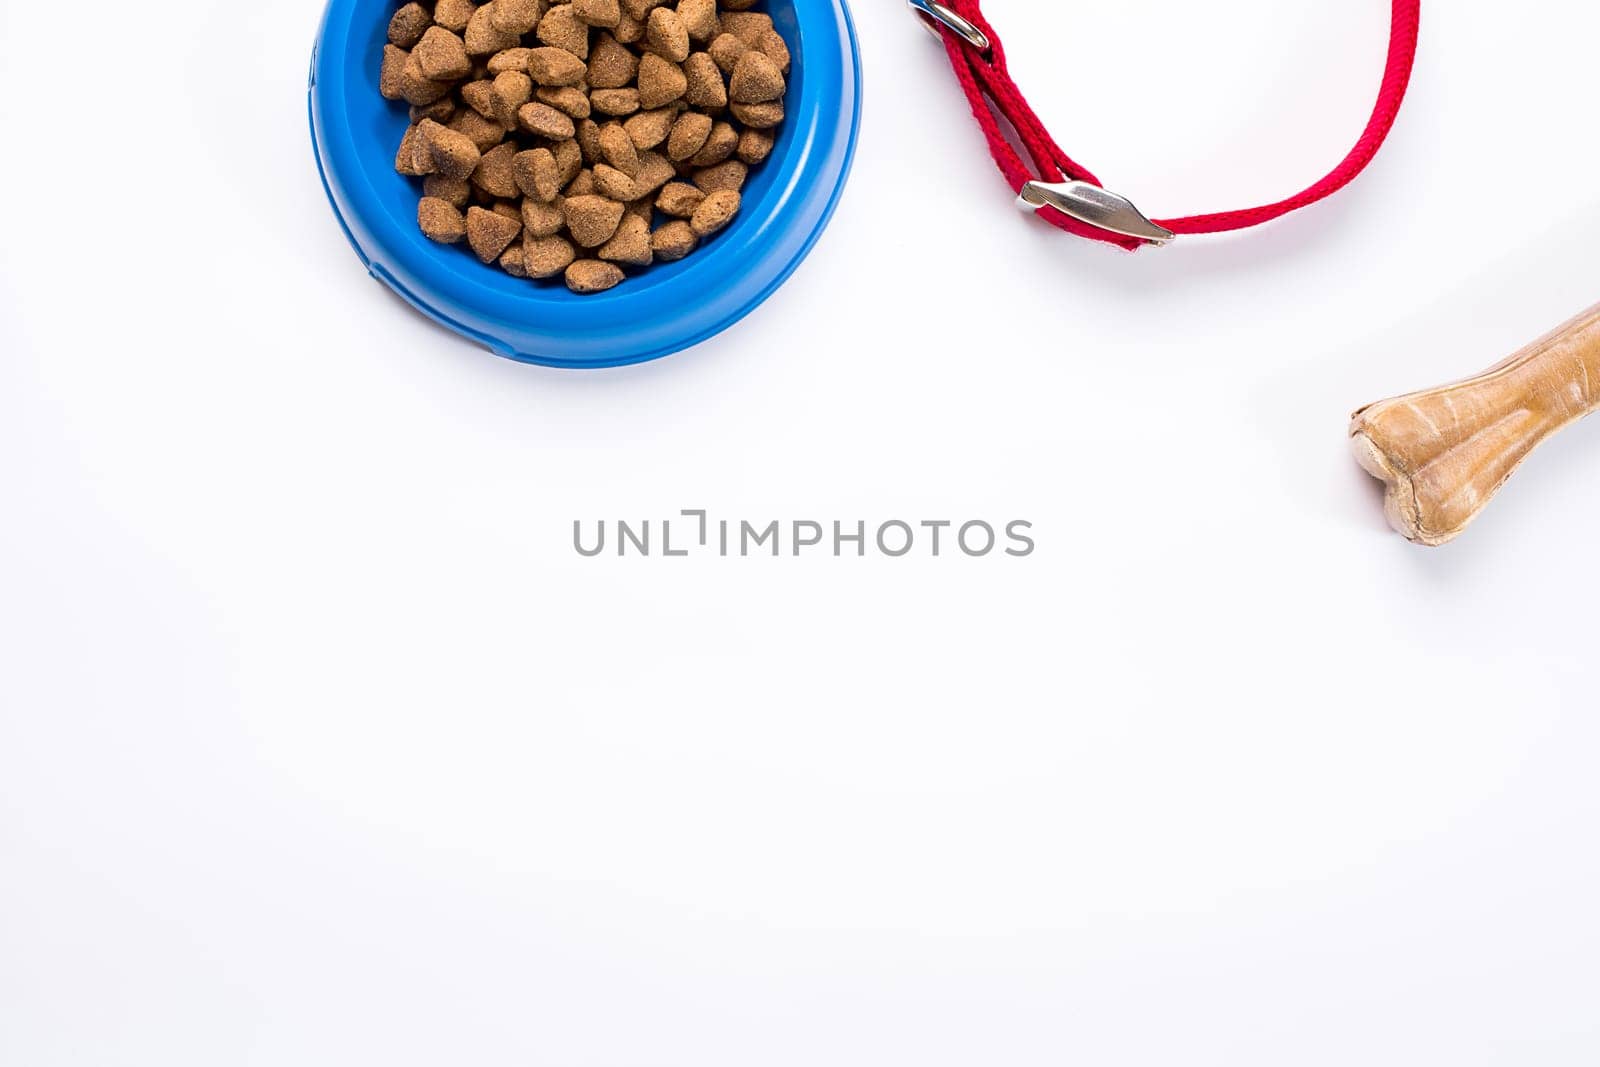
[907,0,990,52]
[1018,180,1177,246]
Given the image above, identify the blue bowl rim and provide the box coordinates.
[308,0,863,369]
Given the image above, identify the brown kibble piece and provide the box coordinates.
[621,0,665,20]
[651,219,697,260]
[565,260,626,294]
[396,123,431,176]
[693,159,746,193]
[613,12,646,43]
[666,111,712,161]
[389,3,433,48]
[589,88,641,116]
[509,149,556,202]
[487,47,532,74]
[719,11,773,47]
[465,6,520,55]
[433,0,478,32]
[491,0,543,35]
[473,142,521,198]
[553,137,585,184]
[707,33,746,75]
[492,70,533,116]
[537,85,592,119]
[687,120,737,166]
[527,46,587,86]
[588,32,636,87]
[682,52,726,109]
[599,213,653,266]
[597,123,641,176]
[537,5,591,58]
[592,164,638,201]
[466,205,522,262]
[637,53,687,109]
[736,127,774,164]
[380,45,409,100]
[459,79,498,119]
[623,107,675,149]
[573,0,622,28]
[411,97,457,123]
[525,235,578,277]
[410,127,439,174]
[424,173,472,207]
[562,168,599,197]
[523,197,566,237]
[632,150,676,196]
[690,188,739,236]
[563,195,626,247]
[415,27,472,80]
[576,119,604,164]
[677,0,719,43]
[400,53,453,105]
[757,28,791,75]
[420,119,482,179]
[730,100,783,129]
[587,33,639,89]
[500,243,528,276]
[449,106,506,150]
[645,8,690,62]
[655,181,705,218]
[517,101,577,139]
[419,197,468,243]
[729,51,783,104]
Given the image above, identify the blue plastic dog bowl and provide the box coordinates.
[309,0,861,368]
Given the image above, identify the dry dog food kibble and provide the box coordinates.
[378,0,787,295]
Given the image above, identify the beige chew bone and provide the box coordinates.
[1350,303,1600,545]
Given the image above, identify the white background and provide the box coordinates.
[4,0,1599,1063]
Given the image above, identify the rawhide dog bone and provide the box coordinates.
[1350,303,1600,545]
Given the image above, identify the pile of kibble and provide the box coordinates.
[379,0,789,294]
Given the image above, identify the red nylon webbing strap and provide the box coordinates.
[934,0,1422,250]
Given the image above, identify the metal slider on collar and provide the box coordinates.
[1017,181,1176,246]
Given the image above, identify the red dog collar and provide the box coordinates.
[910,0,1422,249]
